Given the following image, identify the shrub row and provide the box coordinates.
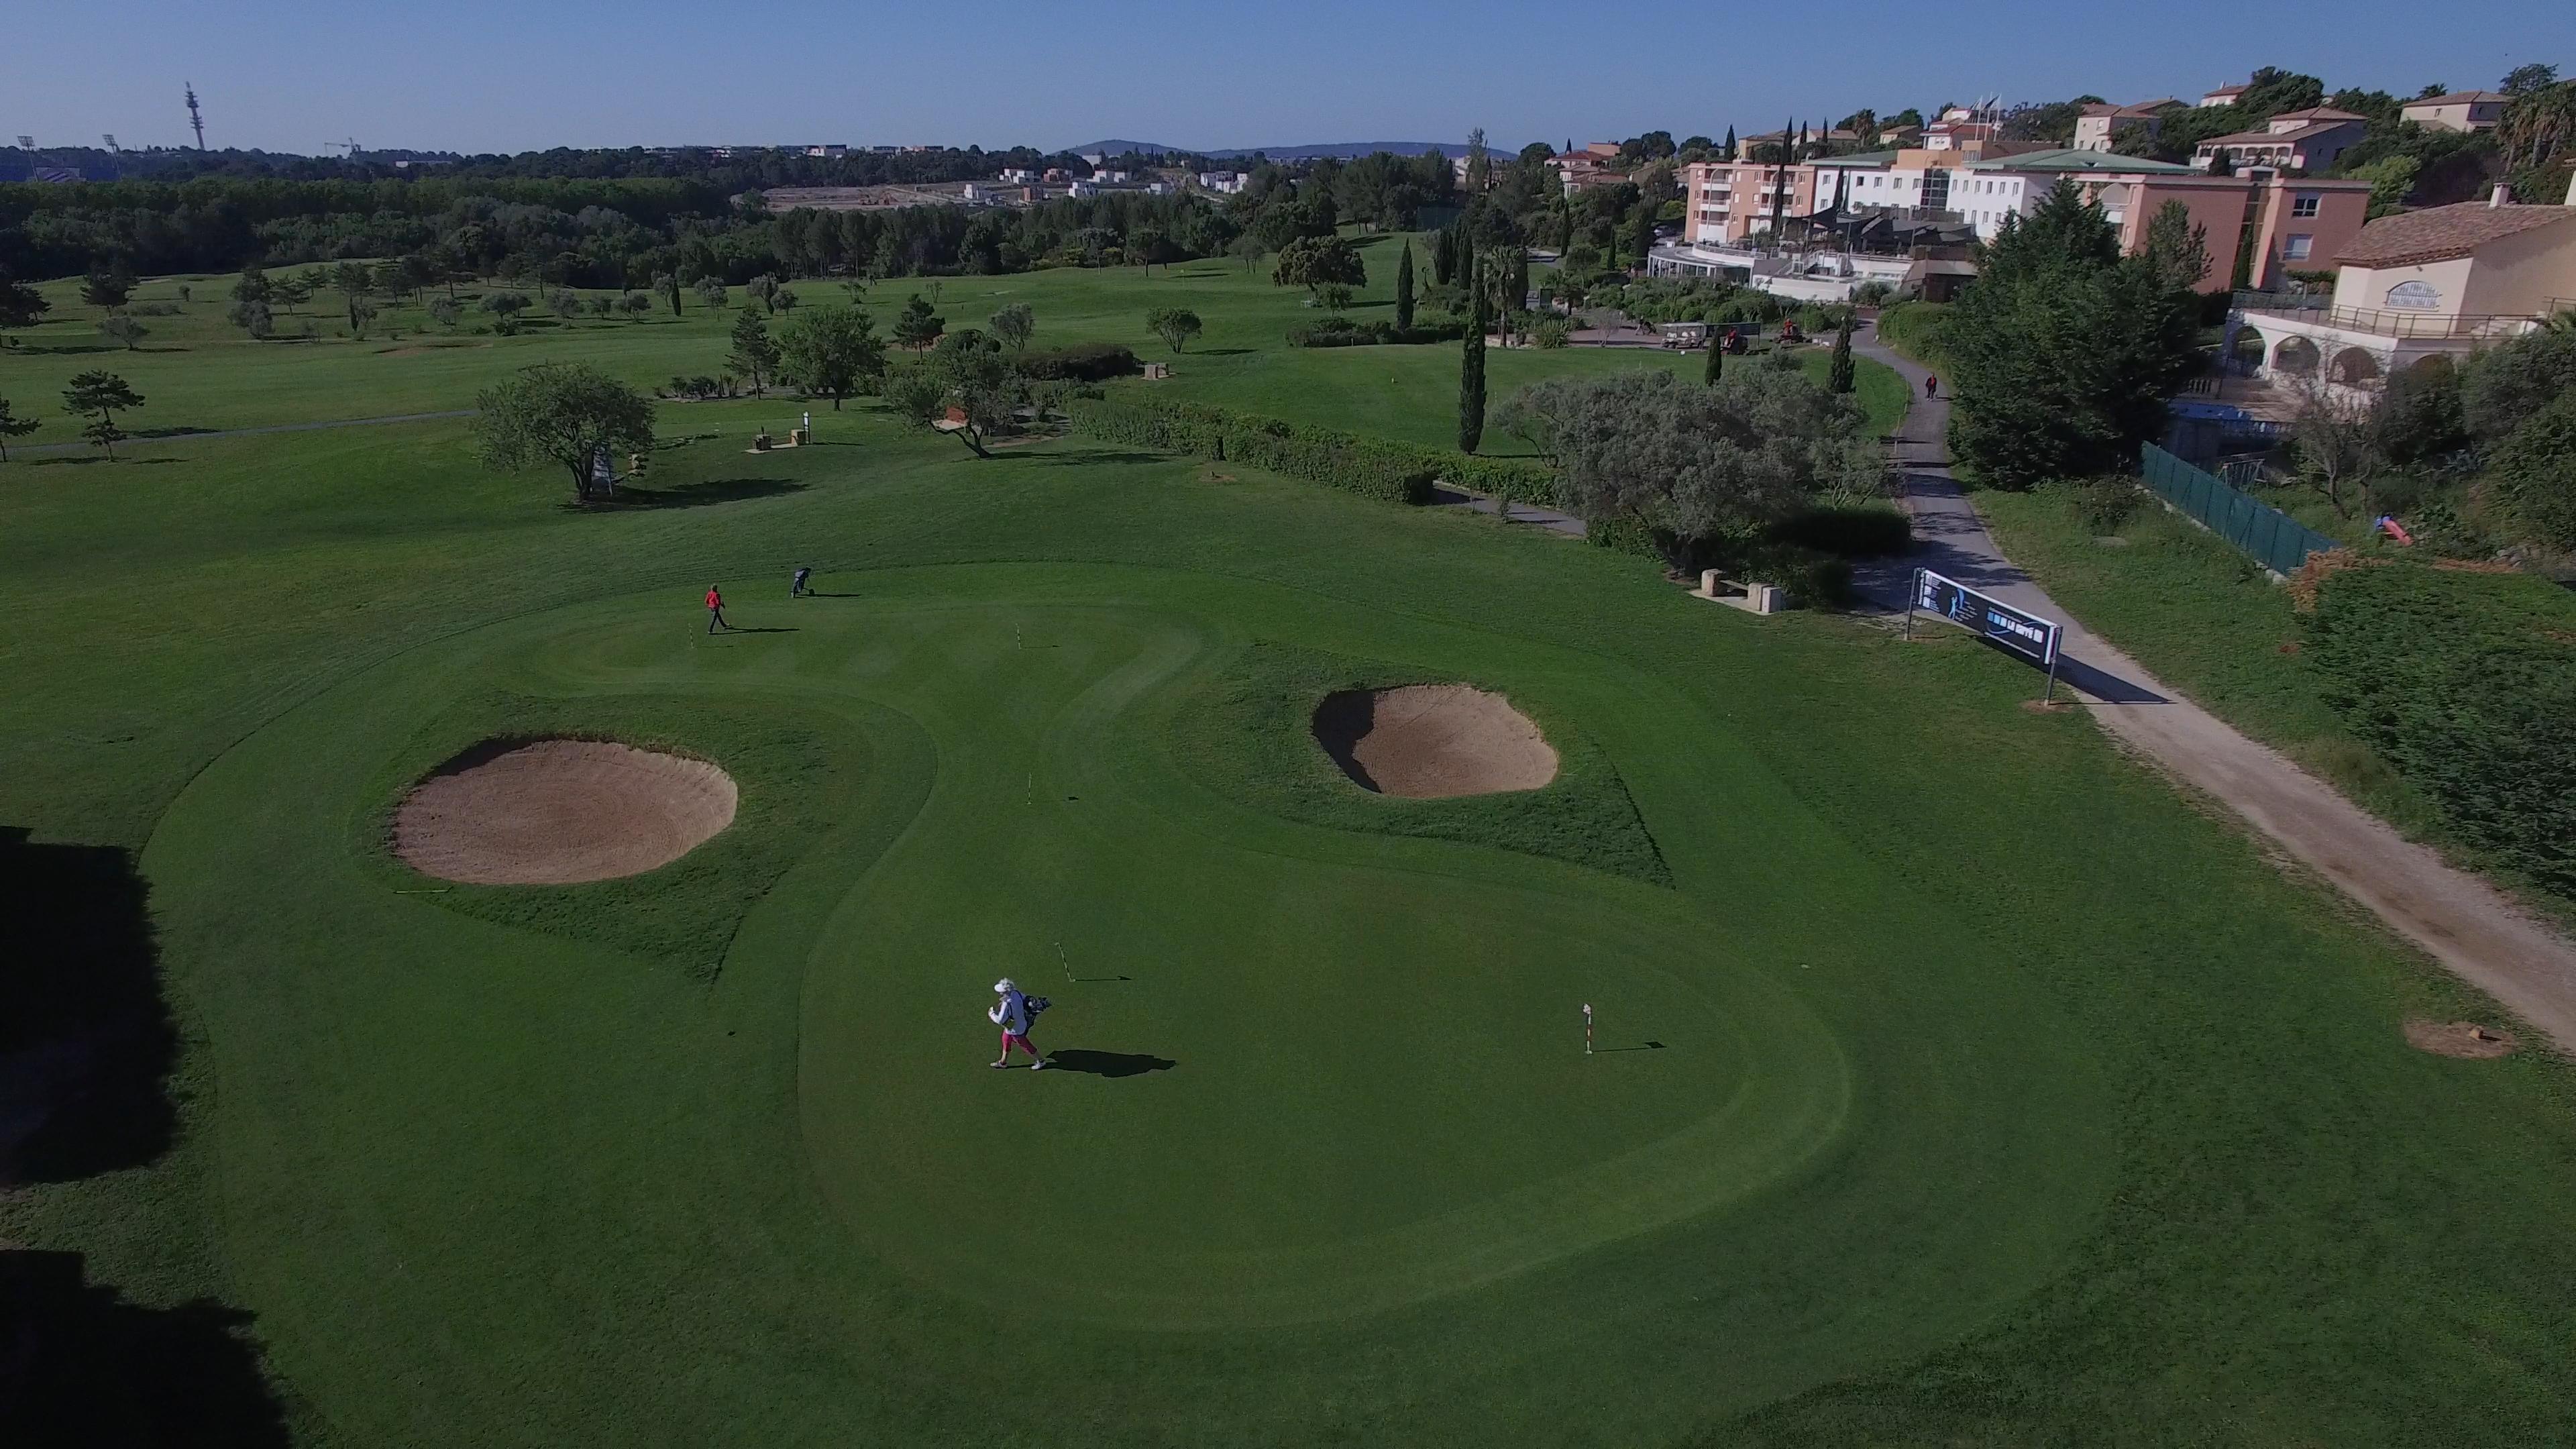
[1071,396,1562,510]
[1016,342,1140,382]
[1069,399,1436,504]
[1284,316,1474,348]
[1872,299,1951,369]
[2305,562,2576,894]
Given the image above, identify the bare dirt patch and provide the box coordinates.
[393,739,737,885]
[1312,686,1558,798]
[2403,1018,2517,1059]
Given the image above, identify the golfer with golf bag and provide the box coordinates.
[989,977,1050,1069]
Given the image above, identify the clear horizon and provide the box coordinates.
[10,0,2569,157]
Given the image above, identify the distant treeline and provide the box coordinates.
[0,148,1465,289]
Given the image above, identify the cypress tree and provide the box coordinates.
[1395,240,1416,331]
[1434,225,1455,286]
[1722,125,1736,161]
[1705,331,1724,386]
[1458,225,1477,303]
[1460,270,1487,453]
[1829,310,1856,393]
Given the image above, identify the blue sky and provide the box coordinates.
[12,0,2570,156]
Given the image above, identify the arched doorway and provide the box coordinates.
[2271,335,2321,376]
[2329,347,2383,387]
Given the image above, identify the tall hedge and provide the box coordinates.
[1067,396,1558,510]
[2306,563,2576,894]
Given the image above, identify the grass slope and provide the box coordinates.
[3,270,2573,1447]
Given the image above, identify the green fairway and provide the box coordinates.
[0,238,1902,451]
[10,255,2576,1446]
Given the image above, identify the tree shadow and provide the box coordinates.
[1038,449,1165,467]
[132,426,216,439]
[30,457,184,468]
[1044,1050,1176,1078]
[0,827,176,1184]
[570,478,806,511]
[15,342,123,356]
[1192,347,1254,356]
[1,1250,294,1448]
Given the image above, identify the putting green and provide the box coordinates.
[143,562,2113,1443]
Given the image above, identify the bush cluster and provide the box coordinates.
[2305,563,2576,894]
[1014,342,1140,382]
[1284,315,1472,348]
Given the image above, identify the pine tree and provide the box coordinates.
[1459,265,1488,453]
[1395,240,1416,331]
[728,306,779,393]
[1829,311,1856,394]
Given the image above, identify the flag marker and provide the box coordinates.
[1583,1002,1594,1056]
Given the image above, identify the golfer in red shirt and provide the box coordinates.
[704,584,730,633]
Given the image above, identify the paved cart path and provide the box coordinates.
[1853,323,2576,1055]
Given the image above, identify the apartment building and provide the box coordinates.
[1672,147,2367,294]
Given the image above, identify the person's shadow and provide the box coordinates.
[1044,1051,1175,1078]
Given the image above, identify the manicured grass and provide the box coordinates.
[0,241,1902,451]
[1978,482,2576,926]
[7,264,2576,1446]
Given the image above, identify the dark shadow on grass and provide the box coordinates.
[1193,347,1254,356]
[1044,1050,1175,1078]
[716,627,800,635]
[132,426,216,439]
[0,827,175,1184]
[1596,1041,1668,1053]
[1,1250,293,1448]
[572,477,806,511]
[1038,449,1165,467]
[30,457,184,468]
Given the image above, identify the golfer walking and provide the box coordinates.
[989,978,1045,1069]
[704,583,730,633]
[790,566,812,598]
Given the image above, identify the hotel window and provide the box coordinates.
[2290,193,2320,218]
[2282,234,2312,261]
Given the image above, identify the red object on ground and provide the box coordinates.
[2377,517,2415,546]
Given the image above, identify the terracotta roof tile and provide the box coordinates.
[2333,203,2576,267]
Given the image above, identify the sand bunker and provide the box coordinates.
[1313,686,1558,798]
[2402,1018,2517,1059]
[392,739,737,885]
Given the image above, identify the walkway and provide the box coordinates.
[1853,324,2576,1055]
[16,409,478,458]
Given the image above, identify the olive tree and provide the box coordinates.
[775,305,888,409]
[472,362,656,502]
[1533,368,1881,566]
[883,340,1023,458]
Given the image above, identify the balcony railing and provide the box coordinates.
[2233,292,2545,339]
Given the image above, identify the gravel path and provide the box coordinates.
[1854,323,2576,1054]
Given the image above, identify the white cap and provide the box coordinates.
[994,978,1016,994]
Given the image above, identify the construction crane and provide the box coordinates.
[186,83,205,150]
[326,137,362,158]
[102,133,119,152]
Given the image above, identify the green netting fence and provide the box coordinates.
[2139,443,2334,577]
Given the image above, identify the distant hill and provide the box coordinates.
[1067,140,1489,161]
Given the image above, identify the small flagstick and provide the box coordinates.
[1058,941,1074,983]
[1583,1003,1593,1056]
